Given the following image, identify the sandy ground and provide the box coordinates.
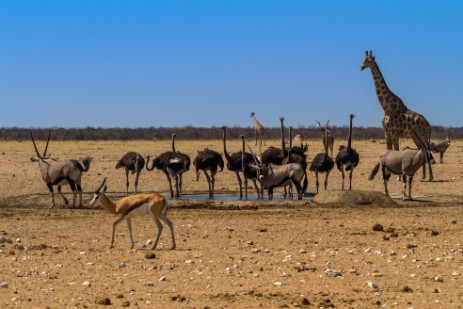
[1,138,463,308]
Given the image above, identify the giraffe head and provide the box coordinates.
[360,51,375,71]
[250,112,255,117]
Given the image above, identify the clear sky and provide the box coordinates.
[1,1,462,129]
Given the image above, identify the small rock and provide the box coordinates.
[372,224,384,232]
[325,269,342,277]
[122,300,130,307]
[273,281,282,287]
[431,230,439,236]
[185,259,193,264]
[0,282,8,288]
[145,282,155,287]
[159,277,167,282]
[145,251,156,259]
[367,281,379,289]
[146,239,153,245]
[434,275,444,282]
[402,286,413,293]
[452,272,460,277]
[119,262,126,268]
[301,297,311,306]
[15,238,21,243]
[451,219,457,224]
[82,281,91,287]
[95,297,111,305]
[299,249,307,254]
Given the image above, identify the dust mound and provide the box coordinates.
[312,190,398,207]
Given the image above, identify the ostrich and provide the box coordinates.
[261,116,288,165]
[146,134,190,198]
[221,126,260,198]
[335,114,360,190]
[116,152,145,196]
[193,148,224,198]
[309,128,335,194]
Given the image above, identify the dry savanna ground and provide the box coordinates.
[1,138,463,308]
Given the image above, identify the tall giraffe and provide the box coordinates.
[250,112,266,149]
[361,51,433,181]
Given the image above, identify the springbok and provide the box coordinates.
[30,131,92,208]
[89,178,176,250]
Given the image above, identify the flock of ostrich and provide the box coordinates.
[27,51,452,249]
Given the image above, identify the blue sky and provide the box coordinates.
[1,1,462,128]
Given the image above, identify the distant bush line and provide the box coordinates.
[0,125,458,141]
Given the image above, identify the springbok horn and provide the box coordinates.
[365,51,368,56]
[326,120,330,129]
[43,130,51,157]
[97,177,107,193]
[369,51,372,57]
[29,131,41,158]
[316,120,322,128]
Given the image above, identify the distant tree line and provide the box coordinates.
[0,125,459,141]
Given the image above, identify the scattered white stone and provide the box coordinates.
[273,281,282,287]
[364,247,371,254]
[390,250,397,256]
[146,239,153,246]
[436,257,443,262]
[367,281,379,289]
[185,259,193,264]
[82,281,91,287]
[246,240,254,245]
[452,272,460,277]
[86,262,93,266]
[349,268,358,274]
[146,300,151,305]
[282,255,293,262]
[280,272,292,277]
[159,277,167,282]
[410,274,417,278]
[79,251,86,256]
[119,262,126,268]
[299,249,307,254]
[251,248,261,253]
[0,282,8,288]
[15,238,21,243]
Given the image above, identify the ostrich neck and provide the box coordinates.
[171,136,176,153]
[369,62,406,113]
[222,129,232,161]
[280,119,287,155]
[288,128,292,160]
[347,118,353,149]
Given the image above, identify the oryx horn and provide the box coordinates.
[43,130,51,157]
[29,131,41,158]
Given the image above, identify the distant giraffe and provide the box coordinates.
[361,51,433,181]
[250,112,266,149]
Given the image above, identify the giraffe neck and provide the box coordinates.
[369,61,407,114]
[252,116,261,128]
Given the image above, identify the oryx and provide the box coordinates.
[30,131,92,208]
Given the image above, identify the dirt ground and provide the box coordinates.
[1,138,463,308]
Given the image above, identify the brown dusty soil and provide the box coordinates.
[1,138,463,308]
